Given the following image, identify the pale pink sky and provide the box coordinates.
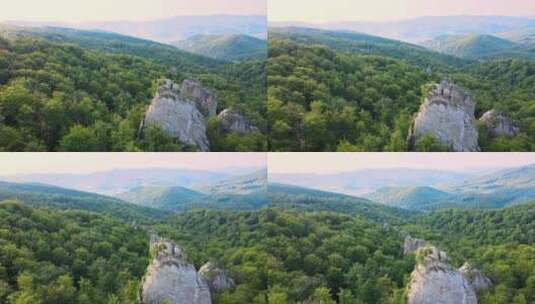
[0,153,266,175]
[0,0,266,22]
[269,0,535,22]
[268,153,535,174]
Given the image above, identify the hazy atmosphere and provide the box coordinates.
[0,153,266,175]
[269,0,535,22]
[0,0,266,22]
[268,153,535,174]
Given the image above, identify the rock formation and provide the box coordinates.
[198,262,235,293]
[407,246,477,304]
[408,80,480,152]
[217,108,259,135]
[179,79,218,117]
[479,109,520,138]
[140,235,212,304]
[459,262,493,292]
[404,235,428,255]
[142,79,210,151]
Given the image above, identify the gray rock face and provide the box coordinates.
[479,109,520,138]
[140,235,212,304]
[409,80,480,152]
[218,109,259,135]
[179,79,218,117]
[459,262,493,292]
[407,247,477,304]
[404,235,428,255]
[198,262,235,293]
[142,79,210,151]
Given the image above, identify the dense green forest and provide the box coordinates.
[154,202,535,304]
[268,28,535,151]
[0,200,150,303]
[0,27,266,151]
[0,194,533,303]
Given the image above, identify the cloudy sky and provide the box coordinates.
[0,0,266,22]
[269,0,535,22]
[0,153,266,175]
[268,153,535,174]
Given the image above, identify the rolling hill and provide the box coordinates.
[424,34,533,59]
[365,186,454,211]
[115,169,269,211]
[116,186,207,210]
[174,34,267,61]
[0,181,165,221]
[269,27,468,70]
[269,183,415,221]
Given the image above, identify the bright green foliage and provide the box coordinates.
[268,29,535,151]
[0,200,150,303]
[0,27,266,151]
[407,203,535,304]
[155,209,415,304]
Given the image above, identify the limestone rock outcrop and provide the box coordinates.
[409,80,480,152]
[479,109,520,138]
[198,262,235,293]
[142,79,210,151]
[217,108,259,135]
[407,246,477,304]
[459,262,493,292]
[179,79,218,117]
[140,235,212,304]
[404,235,428,255]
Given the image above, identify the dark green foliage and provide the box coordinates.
[0,200,150,303]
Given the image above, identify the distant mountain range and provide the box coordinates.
[6,14,267,43]
[270,168,480,196]
[2,167,262,195]
[364,164,535,211]
[424,34,535,59]
[0,181,165,221]
[174,34,267,61]
[2,164,534,216]
[115,169,268,211]
[271,16,535,44]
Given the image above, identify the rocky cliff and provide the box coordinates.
[199,262,235,293]
[409,80,480,152]
[459,262,493,292]
[179,79,218,117]
[141,79,210,151]
[479,109,520,138]
[140,235,212,304]
[407,246,477,304]
[404,235,428,255]
[217,108,259,135]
